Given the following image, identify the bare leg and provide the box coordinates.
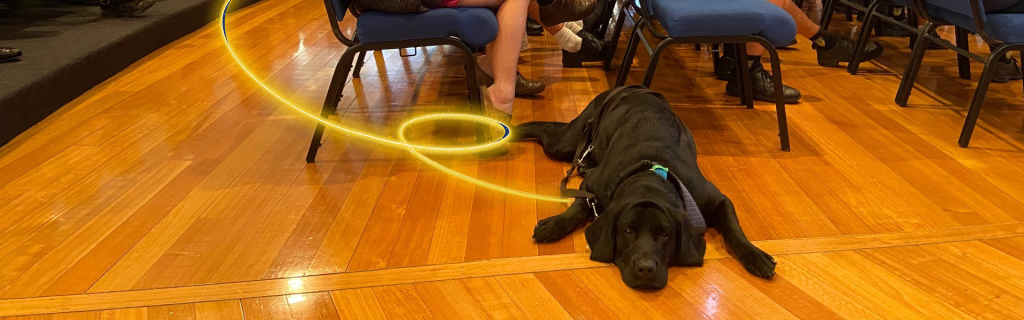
[762,0,820,38]
[458,0,529,114]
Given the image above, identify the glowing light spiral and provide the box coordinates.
[220,0,573,204]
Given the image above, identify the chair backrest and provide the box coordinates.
[329,0,351,21]
[919,0,986,21]
[323,0,358,46]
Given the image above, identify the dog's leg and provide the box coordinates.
[711,197,776,279]
[515,121,577,162]
[533,198,591,243]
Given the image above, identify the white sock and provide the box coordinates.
[554,27,582,53]
[565,20,583,33]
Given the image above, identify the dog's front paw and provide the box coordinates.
[739,246,776,279]
[533,215,575,243]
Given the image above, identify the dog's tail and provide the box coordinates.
[513,121,565,143]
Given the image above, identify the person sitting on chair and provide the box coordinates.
[526,2,608,68]
[350,0,597,128]
[717,0,886,103]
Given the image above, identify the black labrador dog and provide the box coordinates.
[516,86,776,289]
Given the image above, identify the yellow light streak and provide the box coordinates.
[220,0,574,204]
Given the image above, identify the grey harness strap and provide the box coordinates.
[611,161,707,234]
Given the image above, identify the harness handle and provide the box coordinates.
[558,85,658,205]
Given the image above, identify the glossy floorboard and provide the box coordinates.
[0,0,1022,318]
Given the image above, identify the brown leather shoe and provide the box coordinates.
[0,47,22,62]
[537,0,597,26]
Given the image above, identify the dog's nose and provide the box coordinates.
[634,259,658,278]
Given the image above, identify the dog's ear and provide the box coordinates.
[585,206,620,263]
[674,219,706,266]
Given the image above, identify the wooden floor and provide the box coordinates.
[2,0,1024,318]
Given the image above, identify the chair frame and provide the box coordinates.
[897,0,1024,147]
[820,0,974,77]
[612,0,792,151]
[307,0,486,163]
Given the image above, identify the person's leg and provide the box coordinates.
[458,0,530,115]
[761,0,883,67]
[723,43,801,103]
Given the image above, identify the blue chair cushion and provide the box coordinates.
[931,7,1024,43]
[647,0,797,47]
[355,8,498,48]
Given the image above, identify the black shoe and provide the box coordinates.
[100,0,155,17]
[562,30,607,68]
[991,56,1023,84]
[715,55,736,81]
[726,63,801,104]
[875,20,913,37]
[0,47,22,62]
[777,38,798,48]
[527,17,544,36]
[816,35,883,67]
[479,71,546,96]
[538,0,597,26]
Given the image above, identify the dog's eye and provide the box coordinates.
[660,231,669,238]
[624,227,633,235]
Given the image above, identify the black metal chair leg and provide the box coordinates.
[848,0,882,74]
[955,27,972,80]
[641,40,671,87]
[896,22,936,106]
[958,46,1009,148]
[908,11,919,47]
[821,0,837,30]
[615,20,644,86]
[604,0,632,70]
[763,44,790,151]
[307,49,359,163]
[736,44,754,109]
[352,51,368,79]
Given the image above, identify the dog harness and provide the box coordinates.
[559,86,706,234]
[611,161,707,234]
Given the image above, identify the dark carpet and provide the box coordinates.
[0,0,260,147]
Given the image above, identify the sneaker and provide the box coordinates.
[991,56,1023,84]
[725,63,802,104]
[527,17,544,36]
[816,35,883,67]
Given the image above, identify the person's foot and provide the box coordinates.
[715,55,736,81]
[875,20,913,37]
[562,30,606,68]
[0,47,22,62]
[815,34,883,68]
[100,0,155,17]
[726,62,802,104]
[527,17,544,36]
[478,86,512,157]
[990,56,1023,83]
[478,71,546,95]
[537,0,597,26]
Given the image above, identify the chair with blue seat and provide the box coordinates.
[613,0,797,151]
[819,0,974,77]
[896,0,1024,147]
[306,0,498,163]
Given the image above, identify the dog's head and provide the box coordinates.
[585,179,706,289]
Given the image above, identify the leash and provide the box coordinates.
[558,85,661,217]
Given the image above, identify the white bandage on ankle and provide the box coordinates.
[554,27,582,53]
